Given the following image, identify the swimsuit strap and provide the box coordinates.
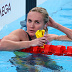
[26,32,32,41]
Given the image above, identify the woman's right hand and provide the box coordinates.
[31,37,47,47]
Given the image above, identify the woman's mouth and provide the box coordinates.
[29,30,35,33]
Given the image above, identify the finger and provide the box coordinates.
[40,40,46,44]
[38,37,47,43]
[44,35,47,39]
[49,16,52,20]
[41,37,46,39]
[41,37,47,41]
[39,42,44,46]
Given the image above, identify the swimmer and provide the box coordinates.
[0,7,72,51]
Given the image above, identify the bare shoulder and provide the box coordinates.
[2,29,29,41]
[9,29,26,35]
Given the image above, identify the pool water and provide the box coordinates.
[0,0,72,72]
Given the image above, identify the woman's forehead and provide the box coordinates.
[27,12,44,21]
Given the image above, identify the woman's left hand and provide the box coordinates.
[47,16,57,28]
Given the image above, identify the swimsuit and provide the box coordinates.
[26,32,51,45]
[26,32,32,41]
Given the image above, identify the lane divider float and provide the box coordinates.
[19,45,72,56]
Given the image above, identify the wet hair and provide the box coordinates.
[29,7,49,34]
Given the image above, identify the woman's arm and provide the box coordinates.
[0,29,47,51]
[0,29,30,51]
[0,37,47,51]
[55,35,72,41]
[46,34,72,41]
[0,40,31,51]
[47,17,72,39]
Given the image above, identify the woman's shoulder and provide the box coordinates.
[10,29,25,34]
[2,29,28,41]
[8,29,28,41]
[8,29,26,36]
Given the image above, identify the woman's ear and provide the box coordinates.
[44,23,48,29]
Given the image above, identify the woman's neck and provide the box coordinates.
[30,35,36,40]
[26,31,36,40]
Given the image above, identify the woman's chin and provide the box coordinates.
[29,33,35,37]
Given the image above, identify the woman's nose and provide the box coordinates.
[30,22,35,28]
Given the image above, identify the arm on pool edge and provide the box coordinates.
[0,29,47,51]
[0,38,47,51]
[47,16,72,40]
[0,29,32,51]
[54,35,72,41]
[46,34,72,42]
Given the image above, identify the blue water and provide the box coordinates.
[0,0,72,72]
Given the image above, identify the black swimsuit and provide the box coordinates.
[26,32,32,41]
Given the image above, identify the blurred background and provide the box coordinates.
[0,0,72,39]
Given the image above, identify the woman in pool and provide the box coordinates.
[0,7,72,51]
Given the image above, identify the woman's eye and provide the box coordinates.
[36,21,40,24]
[28,19,32,23]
